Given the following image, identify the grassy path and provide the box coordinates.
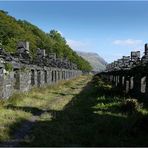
[0,75,91,146]
[0,75,148,146]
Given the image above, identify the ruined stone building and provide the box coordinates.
[100,43,148,99]
[0,41,82,99]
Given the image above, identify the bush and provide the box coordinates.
[20,65,29,72]
[120,99,143,114]
[4,62,13,72]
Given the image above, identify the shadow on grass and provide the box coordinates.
[3,75,148,147]
[5,105,46,116]
[51,92,76,96]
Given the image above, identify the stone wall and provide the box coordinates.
[0,65,82,99]
[100,43,148,99]
[0,41,82,99]
[2,72,14,99]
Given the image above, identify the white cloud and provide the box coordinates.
[66,39,92,52]
[113,39,143,46]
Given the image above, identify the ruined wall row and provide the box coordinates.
[0,41,82,99]
[0,64,82,99]
[100,43,148,99]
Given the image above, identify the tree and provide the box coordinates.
[0,10,92,71]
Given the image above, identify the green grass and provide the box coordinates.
[0,107,32,141]
[0,75,148,146]
[24,75,148,147]
[0,76,89,143]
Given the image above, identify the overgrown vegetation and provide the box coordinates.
[4,63,13,72]
[0,75,148,146]
[0,76,90,144]
[20,66,29,72]
[120,98,143,114]
[0,10,92,71]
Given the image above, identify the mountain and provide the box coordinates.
[76,51,107,72]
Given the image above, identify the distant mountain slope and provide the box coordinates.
[76,51,107,72]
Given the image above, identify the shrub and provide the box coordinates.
[20,65,29,72]
[120,99,143,114]
[4,62,13,72]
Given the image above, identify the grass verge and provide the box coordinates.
[0,74,148,146]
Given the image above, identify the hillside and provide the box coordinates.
[0,10,92,71]
[76,51,107,72]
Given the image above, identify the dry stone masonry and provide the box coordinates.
[0,41,82,99]
[100,43,148,99]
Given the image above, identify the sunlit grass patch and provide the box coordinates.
[16,75,148,147]
[38,112,52,121]
[3,75,148,146]
[138,108,148,115]
[0,108,31,142]
[0,75,90,144]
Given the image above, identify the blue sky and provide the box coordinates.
[0,1,148,62]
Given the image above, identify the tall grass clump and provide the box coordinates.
[120,99,143,114]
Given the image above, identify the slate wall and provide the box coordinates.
[0,64,82,99]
